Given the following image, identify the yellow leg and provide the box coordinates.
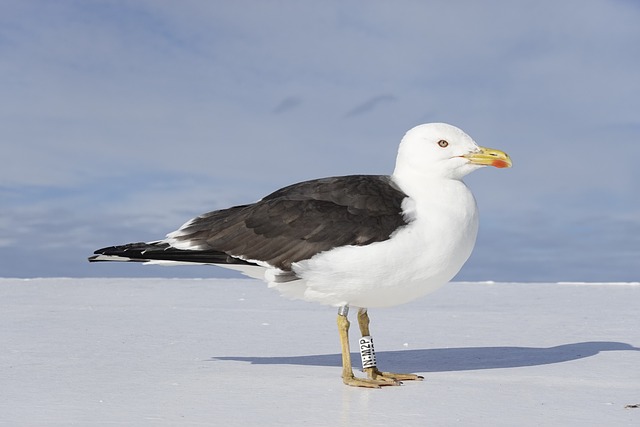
[337,307,399,388]
[356,308,424,382]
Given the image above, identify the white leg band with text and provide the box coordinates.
[359,335,377,369]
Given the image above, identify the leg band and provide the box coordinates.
[359,335,377,369]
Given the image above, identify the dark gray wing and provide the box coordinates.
[169,175,408,270]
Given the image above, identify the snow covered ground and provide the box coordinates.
[1,278,638,426]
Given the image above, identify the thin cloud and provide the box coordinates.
[272,96,303,114]
[344,94,396,118]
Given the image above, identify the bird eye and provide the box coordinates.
[437,140,449,148]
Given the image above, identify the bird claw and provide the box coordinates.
[364,367,424,382]
[342,374,401,388]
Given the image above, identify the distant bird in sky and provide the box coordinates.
[90,123,512,388]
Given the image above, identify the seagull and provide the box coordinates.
[89,122,512,388]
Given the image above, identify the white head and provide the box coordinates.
[393,123,511,182]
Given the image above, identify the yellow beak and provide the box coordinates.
[462,146,512,168]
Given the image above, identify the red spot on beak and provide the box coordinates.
[492,159,510,168]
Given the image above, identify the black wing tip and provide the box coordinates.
[87,242,259,266]
[91,246,115,256]
[87,242,155,263]
[87,252,123,262]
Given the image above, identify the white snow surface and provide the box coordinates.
[1,278,638,426]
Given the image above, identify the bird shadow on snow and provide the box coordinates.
[211,342,639,373]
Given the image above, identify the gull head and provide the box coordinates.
[393,123,512,181]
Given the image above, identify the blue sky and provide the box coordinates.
[1,0,639,281]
